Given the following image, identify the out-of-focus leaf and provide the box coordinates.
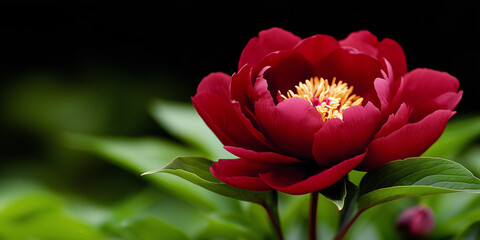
[424,192,480,225]
[454,221,480,240]
[99,187,211,239]
[103,187,273,240]
[64,133,227,210]
[279,193,309,235]
[65,134,275,238]
[244,202,275,237]
[358,157,480,211]
[460,145,480,177]
[437,208,480,238]
[425,193,480,238]
[316,195,341,240]
[150,99,233,159]
[125,217,189,240]
[1,74,162,135]
[143,156,276,205]
[280,192,340,239]
[0,179,45,210]
[424,115,480,159]
[0,194,104,240]
[344,198,406,240]
[198,213,266,240]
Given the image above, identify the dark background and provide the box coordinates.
[1,2,479,103]
[0,1,478,160]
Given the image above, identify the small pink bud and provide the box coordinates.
[396,205,435,238]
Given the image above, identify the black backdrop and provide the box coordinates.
[1,2,479,117]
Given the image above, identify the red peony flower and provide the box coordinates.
[192,28,462,195]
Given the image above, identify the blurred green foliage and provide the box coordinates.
[1,72,480,239]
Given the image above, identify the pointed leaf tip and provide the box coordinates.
[143,156,276,205]
[319,178,348,211]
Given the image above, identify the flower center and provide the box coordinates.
[280,77,363,121]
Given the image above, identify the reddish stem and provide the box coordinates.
[263,204,284,240]
[334,209,365,240]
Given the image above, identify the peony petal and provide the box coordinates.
[313,102,381,167]
[380,58,395,83]
[359,109,455,171]
[230,65,263,127]
[260,153,366,195]
[252,66,274,102]
[428,91,463,111]
[224,146,302,164]
[390,75,407,114]
[398,68,460,121]
[410,91,463,122]
[374,77,392,114]
[255,97,323,160]
[231,64,254,110]
[378,38,407,80]
[374,103,411,139]
[375,59,396,117]
[340,30,379,56]
[260,51,314,101]
[238,27,301,70]
[294,34,340,64]
[340,31,407,80]
[401,68,460,106]
[192,92,273,152]
[196,72,231,99]
[314,48,383,104]
[192,96,237,147]
[211,158,272,191]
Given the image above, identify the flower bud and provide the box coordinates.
[396,205,435,238]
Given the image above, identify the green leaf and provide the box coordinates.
[338,181,359,228]
[358,157,480,211]
[454,221,480,240]
[64,133,225,210]
[105,188,211,239]
[437,207,480,238]
[143,156,276,205]
[422,192,480,238]
[459,145,480,177]
[319,178,347,210]
[0,194,104,240]
[278,193,309,233]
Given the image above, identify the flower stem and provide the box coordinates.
[334,209,365,240]
[263,204,284,240]
[308,192,319,240]
[262,191,284,240]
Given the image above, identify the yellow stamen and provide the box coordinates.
[280,77,363,121]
